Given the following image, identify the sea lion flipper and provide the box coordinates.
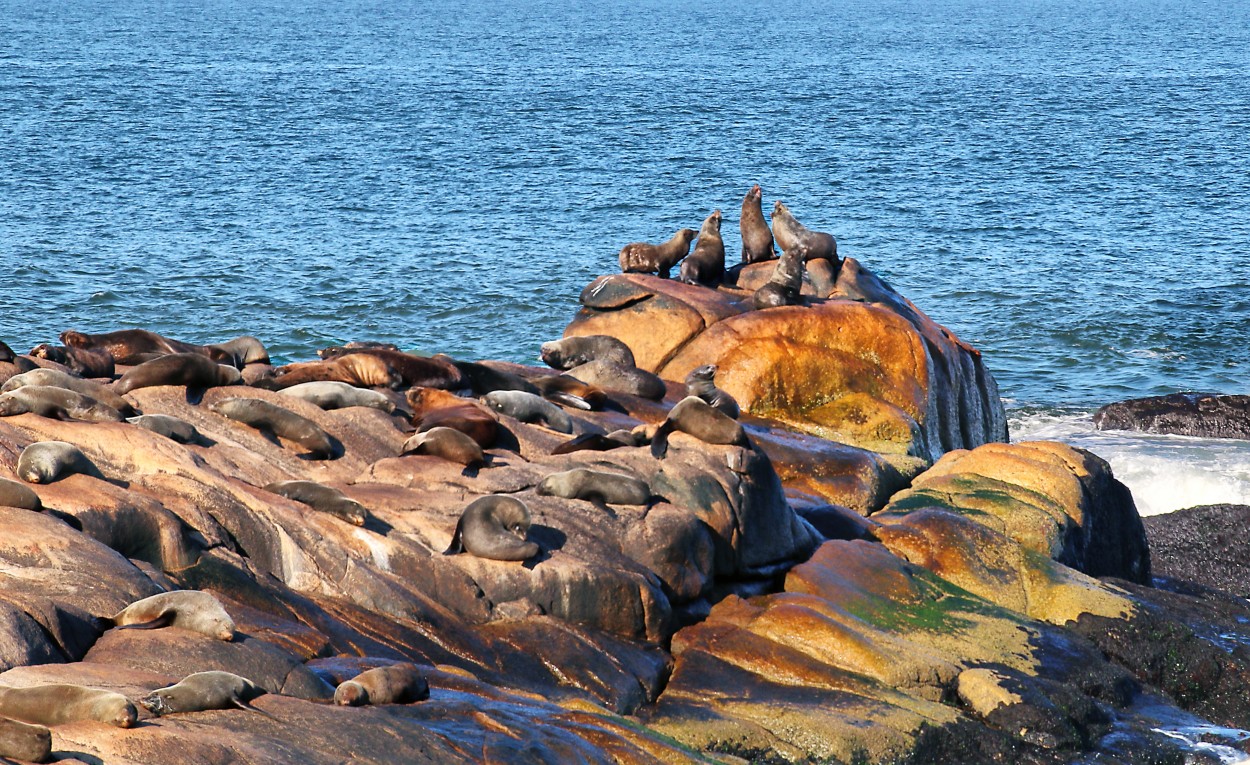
[232,696,278,720]
[650,422,673,460]
[588,496,617,519]
[442,519,465,555]
[546,392,591,411]
[116,608,176,631]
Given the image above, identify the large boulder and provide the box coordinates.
[1094,392,1250,439]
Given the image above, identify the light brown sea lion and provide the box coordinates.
[2,368,134,415]
[101,589,236,641]
[400,427,485,468]
[279,381,396,413]
[536,468,651,509]
[206,336,270,367]
[539,335,636,370]
[752,245,806,309]
[127,414,201,443]
[483,390,573,433]
[266,354,403,391]
[210,398,338,459]
[444,495,540,561]
[0,684,137,728]
[60,328,208,365]
[679,209,725,286]
[316,347,463,389]
[140,671,269,717]
[406,387,498,447]
[563,359,667,401]
[740,184,777,263]
[0,477,42,511]
[334,664,429,706]
[0,716,51,763]
[618,227,698,279]
[114,353,243,395]
[685,364,740,418]
[533,374,607,411]
[0,385,124,422]
[16,441,94,483]
[771,201,838,263]
[317,341,401,357]
[264,480,368,526]
[28,343,115,378]
[651,396,748,459]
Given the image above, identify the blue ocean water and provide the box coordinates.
[2,0,1249,511]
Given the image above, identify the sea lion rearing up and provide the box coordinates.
[740,184,777,264]
[443,495,540,561]
[333,664,429,706]
[483,390,573,433]
[406,387,498,447]
[536,468,652,509]
[752,245,806,309]
[651,396,748,459]
[0,385,124,423]
[263,480,369,526]
[100,589,236,641]
[140,671,268,717]
[540,335,636,370]
[16,441,94,484]
[685,364,740,419]
[2,368,135,415]
[114,353,243,395]
[210,397,338,459]
[771,201,838,264]
[0,684,137,728]
[618,228,698,279]
[679,209,725,286]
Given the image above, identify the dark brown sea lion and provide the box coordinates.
[127,414,202,443]
[0,716,51,763]
[483,390,573,433]
[206,336,270,367]
[266,354,403,391]
[3,368,135,415]
[0,385,124,422]
[317,341,401,357]
[406,387,499,447]
[60,328,208,365]
[278,381,395,413]
[679,209,725,286]
[264,480,369,526]
[563,359,666,401]
[651,396,748,459]
[618,227,698,278]
[772,201,838,263]
[740,184,777,263]
[550,431,640,455]
[100,589,236,641]
[536,468,651,507]
[437,355,539,396]
[400,427,485,468]
[753,245,806,309]
[210,398,338,459]
[685,364,740,418]
[28,343,115,378]
[114,353,242,395]
[540,335,636,370]
[444,495,540,561]
[140,671,268,717]
[16,441,94,483]
[334,664,429,706]
[0,477,42,511]
[317,347,463,389]
[0,684,137,728]
[533,374,607,411]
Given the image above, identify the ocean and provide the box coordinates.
[2,0,1248,514]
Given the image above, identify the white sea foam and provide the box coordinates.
[1008,410,1250,516]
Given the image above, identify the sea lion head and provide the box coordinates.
[333,680,368,706]
[748,185,762,200]
[0,395,24,417]
[59,330,90,349]
[108,698,139,728]
[27,344,65,363]
[687,364,717,384]
[772,200,788,216]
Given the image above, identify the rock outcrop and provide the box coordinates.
[1094,392,1250,439]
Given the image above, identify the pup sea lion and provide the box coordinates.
[0,477,42,511]
[114,352,242,395]
[444,495,540,561]
[28,343,115,378]
[772,201,838,263]
[317,347,464,389]
[679,209,725,286]
[127,414,201,444]
[651,396,748,459]
[266,354,403,391]
[264,480,369,526]
[400,427,485,468]
[540,335,636,370]
[406,387,498,447]
[210,398,338,459]
[0,717,51,763]
[0,385,124,422]
[483,390,573,433]
[2,368,135,415]
[140,671,268,717]
[685,364,740,418]
[0,684,137,728]
[618,228,698,279]
[334,664,429,706]
[101,589,236,641]
[16,441,93,484]
[206,336,270,367]
[753,245,805,309]
[563,360,666,401]
[61,328,208,365]
[438,356,540,396]
[279,381,396,413]
[740,184,777,263]
[533,374,606,411]
[537,468,651,509]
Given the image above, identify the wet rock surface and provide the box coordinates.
[1094,392,1250,439]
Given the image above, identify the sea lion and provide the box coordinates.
[651,396,748,459]
[533,374,607,411]
[539,335,636,370]
[685,364,740,418]
[316,347,463,389]
[438,356,540,396]
[265,354,403,391]
[444,495,540,561]
[740,184,777,263]
[406,387,498,447]
[0,684,137,728]
[483,390,573,433]
[210,398,338,459]
[0,477,42,511]
[752,245,805,309]
[114,353,242,395]
[618,228,698,279]
[61,328,209,365]
[279,381,396,413]
[334,664,429,706]
[101,589,236,641]
[140,671,268,717]
[317,341,401,357]
[28,343,115,378]
[0,341,35,369]
[563,359,666,401]
[16,441,93,484]
[771,201,838,263]
[400,427,485,468]
[206,336,270,367]
[537,468,651,508]
[679,209,725,286]
[264,480,369,526]
[0,717,51,763]
[127,414,201,444]
[550,431,638,455]
[0,385,124,422]
[2,368,134,415]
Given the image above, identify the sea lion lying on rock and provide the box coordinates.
[685,364,740,418]
[127,414,202,444]
[651,396,748,459]
[334,664,429,706]
[679,209,725,286]
[16,441,94,483]
[0,341,37,374]
[141,671,269,717]
[0,717,51,763]
[264,480,370,526]
[0,684,137,728]
[206,336,270,367]
[3,368,135,415]
[266,354,403,391]
[101,589,236,641]
[317,347,464,389]
[444,495,540,562]
[533,374,607,411]
[536,468,652,510]
[400,427,485,468]
[439,356,540,396]
[114,352,243,395]
[0,385,124,422]
[28,343,115,378]
[210,398,338,459]
[483,390,573,433]
[540,335,636,370]
[619,228,698,279]
[279,380,395,413]
[61,328,213,365]
[562,359,666,401]
[0,477,42,511]
[407,387,498,447]
[550,431,640,455]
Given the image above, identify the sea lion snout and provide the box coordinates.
[139,692,171,717]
